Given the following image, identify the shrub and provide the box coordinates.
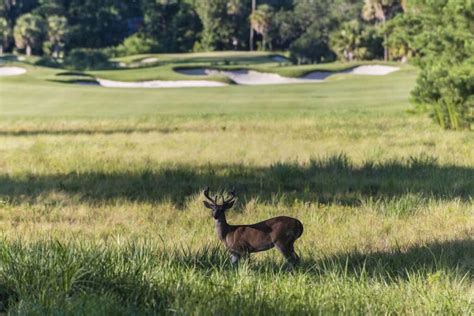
[64,48,110,70]
[112,33,158,57]
[34,56,62,68]
[408,0,474,130]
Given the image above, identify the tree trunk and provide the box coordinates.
[0,44,3,55]
[382,18,388,61]
[26,45,32,56]
[53,43,60,58]
[249,0,256,51]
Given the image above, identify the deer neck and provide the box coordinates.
[214,213,230,241]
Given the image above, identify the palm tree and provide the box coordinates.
[330,21,362,61]
[250,4,272,50]
[0,18,8,55]
[362,0,402,61]
[249,0,256,51]
[13,13,47,56]
[46,16,68,58]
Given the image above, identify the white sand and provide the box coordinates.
[177,68,326,85]
[141,57,159,64]
[349,65,399,75]
[96,78,227,88]
[177,64,399,85]
[0,66,27,76]
[219,70,320,85]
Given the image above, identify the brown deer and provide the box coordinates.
[203,187,303,265]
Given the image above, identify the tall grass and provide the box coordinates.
[0,239,471,315]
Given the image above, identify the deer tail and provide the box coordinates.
[295,219,304,239]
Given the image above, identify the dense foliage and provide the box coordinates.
[386,0,473,130]
[0,0,369,59]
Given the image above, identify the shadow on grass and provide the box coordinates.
[0,155,472,206]
[0,127,176,136]
[182,238,474,281]
[304,238,473,279]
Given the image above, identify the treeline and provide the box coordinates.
[0,0,401,62]
[0,0,472,130]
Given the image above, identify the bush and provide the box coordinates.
[34,56,62,68]
[111,33,158,57]
[64,48,110,70]
[413,63,474,130]
[408,0,474,130]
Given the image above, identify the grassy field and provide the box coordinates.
[0,53,473,314]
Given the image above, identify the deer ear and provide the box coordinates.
[203,201,214,209]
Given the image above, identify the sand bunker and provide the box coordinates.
[0,66,27,76]
[176,65,399,85]
[177,68,331,85]
[74,64,399,89]
[217,70,320,85]
[96,78,226,88]
[141,57,159,64]
[350,65,399,75]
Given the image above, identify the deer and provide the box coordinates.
[203,187,304,265]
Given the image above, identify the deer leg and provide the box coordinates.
[285,241,300,262]
[275,241,299,265]
[230,252,241,265]
[289,244,300,264]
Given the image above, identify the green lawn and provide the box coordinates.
[0,53,472,314]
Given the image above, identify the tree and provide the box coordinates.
[143,0,201,53]
[361,0,404,61]
[330,20,384,61]
[288,0,335,63]
[44,15,68,58]
[196,0,233,51]
[330,20,362,61]
[67,0,128,49]
[0,17,8,54]
[13,13,46,56]
[270,9,299,50]
[290,24,335,64]
[0,0,38,26]
[385,13,423,61]
[408,0,474,130]
[226,0,250,50]
[250,4,273,50]
[249,0,256,51]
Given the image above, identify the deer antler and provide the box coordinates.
[204,187,217,205]
[204,187,236,207]
[223,188,236,206]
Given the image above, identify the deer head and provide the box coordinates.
[203,187,236,219]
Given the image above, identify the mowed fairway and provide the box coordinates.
[0,56,473,314]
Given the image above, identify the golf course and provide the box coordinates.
[0,51,472,314]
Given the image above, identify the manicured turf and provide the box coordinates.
[0,52,472,314]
